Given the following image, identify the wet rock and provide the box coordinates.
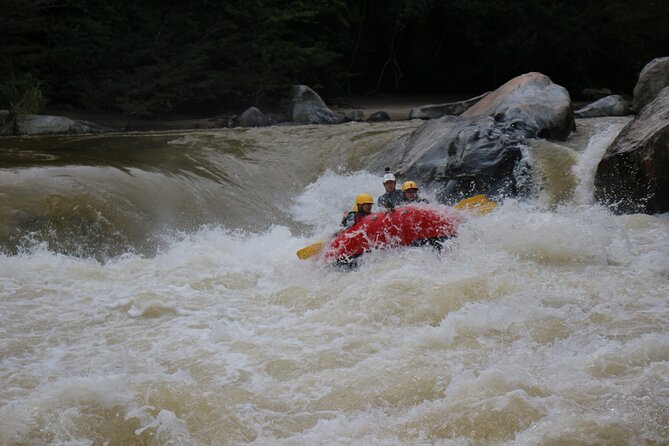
[374,72,573,201]
[632,56,669,112]
[208,114,237,128]
[574,95,630,118]
[236,106,276,127]
[595,86,669,214]
[345,110,365,122]
[408,92,489,119]
[462,72,574,140]
[15,114,110,135]
[289,85,346,124]
[367,111,391,122]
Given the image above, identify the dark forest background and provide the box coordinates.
[1,0,668,117]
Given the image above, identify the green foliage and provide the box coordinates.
[0,67,46,114]
[0,0,667,114]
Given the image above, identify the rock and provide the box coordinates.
[345,110,365,122]
[408,92,489,119]
[289,85,346,124]
[367,111,391,122]
[70,120,110,134]
[15,114,110,135]
[208,114,237,128]
[632,56,669,112]
[594,86,669,214]
[236,106,276,127]
[462,72,574,140]
[574,95,630,118]
[370,72,574,201]
[404,114,529,200]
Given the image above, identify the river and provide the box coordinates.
[1,118,667,445]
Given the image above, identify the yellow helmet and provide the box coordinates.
[402,181,418,191]
[355,193,374,206]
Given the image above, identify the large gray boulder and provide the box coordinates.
[461,72,573,140]
[345,110,365,122]
[408,92,489,120]
[594,86,669,214]
[371,73,574,201]
[236,106,276,127]
[574,95,630,118]
[289,85,346,124]
[11,114,109,135]
[632,56,669,112]
[367,111,391,122]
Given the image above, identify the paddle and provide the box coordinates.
[296,241,325,260]
[296,195,496,260]
[453,194,497,214]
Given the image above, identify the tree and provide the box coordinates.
[1,0,667,115]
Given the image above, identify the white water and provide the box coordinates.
[572,121,630,205]
[1,124,669,445]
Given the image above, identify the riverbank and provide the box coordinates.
[42,93,475,132]
[40,92,595,133]
[329,93,471,120]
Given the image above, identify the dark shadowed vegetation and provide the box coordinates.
[1,0,667,116]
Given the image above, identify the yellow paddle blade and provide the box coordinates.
[296,241,325,260]
[454,194,497,215]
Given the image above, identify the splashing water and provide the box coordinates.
[572,121,629,205]
[1,120,668,445]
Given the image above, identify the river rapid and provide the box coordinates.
[1,118,667,445]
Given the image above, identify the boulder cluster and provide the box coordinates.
[2,57,668,214]
[371,57,669,215]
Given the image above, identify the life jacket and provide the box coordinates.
[341,210,369,228]
[377,190,404,209]
[404,197,429,204]
[402,191,429,204]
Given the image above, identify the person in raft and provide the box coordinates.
[377,169,403,210]
[401,180,429,204]
[341,193,374,228]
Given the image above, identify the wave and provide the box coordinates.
[0,123,417,259]
[1,202,667,444]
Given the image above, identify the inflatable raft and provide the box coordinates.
[324,205,464,263]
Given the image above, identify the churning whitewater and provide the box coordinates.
[0,120,668,445]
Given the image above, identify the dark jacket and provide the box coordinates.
[341,211,369,228]
[377,190,404,209]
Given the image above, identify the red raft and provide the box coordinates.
[324,205,464,263]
